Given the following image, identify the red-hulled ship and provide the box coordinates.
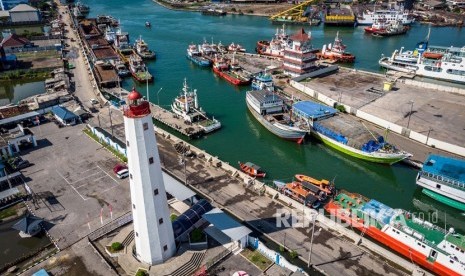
[316,32,355,63]
[238,162,266,178]
[256,24,290,58]
[325,191,465,276]
[364,19,387,33]
[212,55,251,86]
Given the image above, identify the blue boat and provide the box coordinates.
[251,72,274,92]
[186,44,211,67]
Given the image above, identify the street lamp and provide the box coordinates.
[407,100,414,129]
[157,87,163,106]
[426,127,433,145]
[308,214,316,268]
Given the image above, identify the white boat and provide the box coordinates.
[256,24,292,58]
[104,26,116,44]
[171,79,221,133]
[357,2,414,25]
[228,42,246,53]
[379,44,465,84]
[135,35,156,59]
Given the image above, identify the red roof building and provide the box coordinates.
[283,28,318,77]
[0,34,33,51]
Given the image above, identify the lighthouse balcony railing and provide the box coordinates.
[122,101,151,118]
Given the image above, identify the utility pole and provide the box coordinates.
[108,106,114,139]
[308,214,316,268]
[426,127,433,145]
[407,100,414,129]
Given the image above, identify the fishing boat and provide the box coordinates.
[128,54,153,82]
[251,71,274,92]
[364,19,387,33]
[256,24,291,58]
[238,162,266,178]
[186,44,211,67]
[416,154,465,212]
[135,35,156,59]
[171,79,221,133]
[97,15,119,27]
[104,26,116,44]
[145,21,151,28]
[212,55,251,86]
[294,174,336,196]
[292,101,410,164]
[73,6,84,19]
[273,181,321,208]
[317,32,355,63]
[228,42,246,53]
[379,31,465,84]
[246,90,308,142]
[76,1,90,15]
[325,191,465,276]
[372,21,409,37]
[356,2,414,26]
[114,61,130,77]
[201,8,227,16]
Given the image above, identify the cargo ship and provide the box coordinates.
[356,2,414,26]
[212,55,250,86]
[292,101,410,164]
[416,154,465,212]
[246,90,308,142]
[186,44,211,67]
[325,191,465,276]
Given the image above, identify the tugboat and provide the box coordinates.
[251,71,274,92]
[256,24,291,58]
[364,19,387,33]
[317,32,355,63]
[186,44,211,67]
[228,42,246,53]
[372,21,409,37]
[171,79,221,133]
[135,35,156,59]
[238,162,266,178]
[114,61,130,77]
[104,26,116,44]
[212,55,251,86]
[295,174,336,196]
[129,54,153,82]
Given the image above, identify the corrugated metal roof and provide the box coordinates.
[163,172,195,201]
[292,101,337,120]
[10,4,37,12]
[0,111,40,126]
[202,208,252,241]
[52,106,78,121]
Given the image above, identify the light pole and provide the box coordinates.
[308,214,316,268]
[157,87,163,106]
[407,100,414,129]
[108,106,114,139]
[426,127,433,145]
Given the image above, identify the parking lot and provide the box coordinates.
[19,121,131,248]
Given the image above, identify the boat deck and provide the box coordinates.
[317,114,379,149]
[149,103,204,138]
[400,215,446,245]
[94,64,119,88]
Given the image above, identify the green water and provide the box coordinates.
[0,80,45,106]
[82,0,465,233]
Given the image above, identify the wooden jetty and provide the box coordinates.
[149,103,204,138]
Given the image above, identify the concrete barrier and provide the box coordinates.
[403,79,465,95]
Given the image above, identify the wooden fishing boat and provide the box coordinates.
[238,161,266,178]
[295,174,336,195]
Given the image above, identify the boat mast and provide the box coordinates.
[183,78,189,113]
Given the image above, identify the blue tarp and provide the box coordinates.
[313,122,348,144]
[361,199,396,225]
[422,154,465,183]
[292,101,337,120]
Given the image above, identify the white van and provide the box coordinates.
[116,169,129,179]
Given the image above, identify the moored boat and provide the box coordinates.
[186,44,211,67]
[317,31,355,63]
[201,8,226,16]
[273,180,321,208]
[129,54,153,82]
[251,71,274,92]
[294,174,336,196]
[212,55,251,86]
[416,154,465,212]
[356,2,414,26]
[135,35,156,59]
[292,101,410,164]
[246,90,308,143]
[372,21,409,37]
[228,42,246,53]
[364,19,387,33]
[238,162,266,178]
[145,21,151,27]
[256,24,290,58]
[325,191,465,276]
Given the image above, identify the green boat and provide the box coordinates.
[422,189,465,212]
[292,101,410,165]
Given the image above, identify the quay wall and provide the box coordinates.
[290,80,465,158]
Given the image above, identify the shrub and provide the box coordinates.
[290,250,298,259]
[135,270,148,276]
[247,9,254,14]
[170,214,178,221]
[231,7,236,12]
[111,242,123,252]
[336,104,346,113]
[190,228,205,243]
[279,245,285,252]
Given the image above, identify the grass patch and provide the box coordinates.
[0,202,25,220]
[241,247,272,271]
[83,128,127,162]
[15,50,60,59]
[0,69,51,81]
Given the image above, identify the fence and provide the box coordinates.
[87,124,127,157]
[4,46,61,54]
[88,212,132,241]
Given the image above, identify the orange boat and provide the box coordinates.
[316,32,355,63]
[295,174,336,195]
[238,162,266,178]
[273,181,321,208]
[423,52,443,59]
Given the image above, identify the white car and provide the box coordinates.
[115,169,129,179]
[90,99,99,105]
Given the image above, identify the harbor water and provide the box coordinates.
[0,80,45,106]
[82,0,465,233]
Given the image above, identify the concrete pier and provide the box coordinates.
[149,103,204,138]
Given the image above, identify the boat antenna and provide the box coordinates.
[425,26,431,43]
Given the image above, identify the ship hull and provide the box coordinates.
[246,101,306,141]
[311,130,406,164]
[213,66,250,86]
[325,202,461,276]
[186,54,211,67]
[131,72,153,83]
[421,188,465,212]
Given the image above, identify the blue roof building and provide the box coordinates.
[52,106,79,126]
[292,101,337,121]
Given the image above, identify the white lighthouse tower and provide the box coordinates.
[123,88,176,265]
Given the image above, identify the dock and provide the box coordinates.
[149,103,204,138]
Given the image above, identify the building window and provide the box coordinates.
[126,140,130,147]
[133,204,136,209]
[136,232,138,237]
[159,218,164,224]
[143,122,148,130]
[163,245,168,251]
[130,174,133,179]
[149,157,154,164]
[154,189,159,196]
[436,184,441,189]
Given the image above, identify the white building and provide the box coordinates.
[123,88,176,265]
[9,4,40,23]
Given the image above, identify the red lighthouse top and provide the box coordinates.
[123,88,151,118]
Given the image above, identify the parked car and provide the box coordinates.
[113,164,128,174]
[8,157,31,170]
[115,169,129,179]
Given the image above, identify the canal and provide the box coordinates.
[82,0,465,233]
[0,80,45,106]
